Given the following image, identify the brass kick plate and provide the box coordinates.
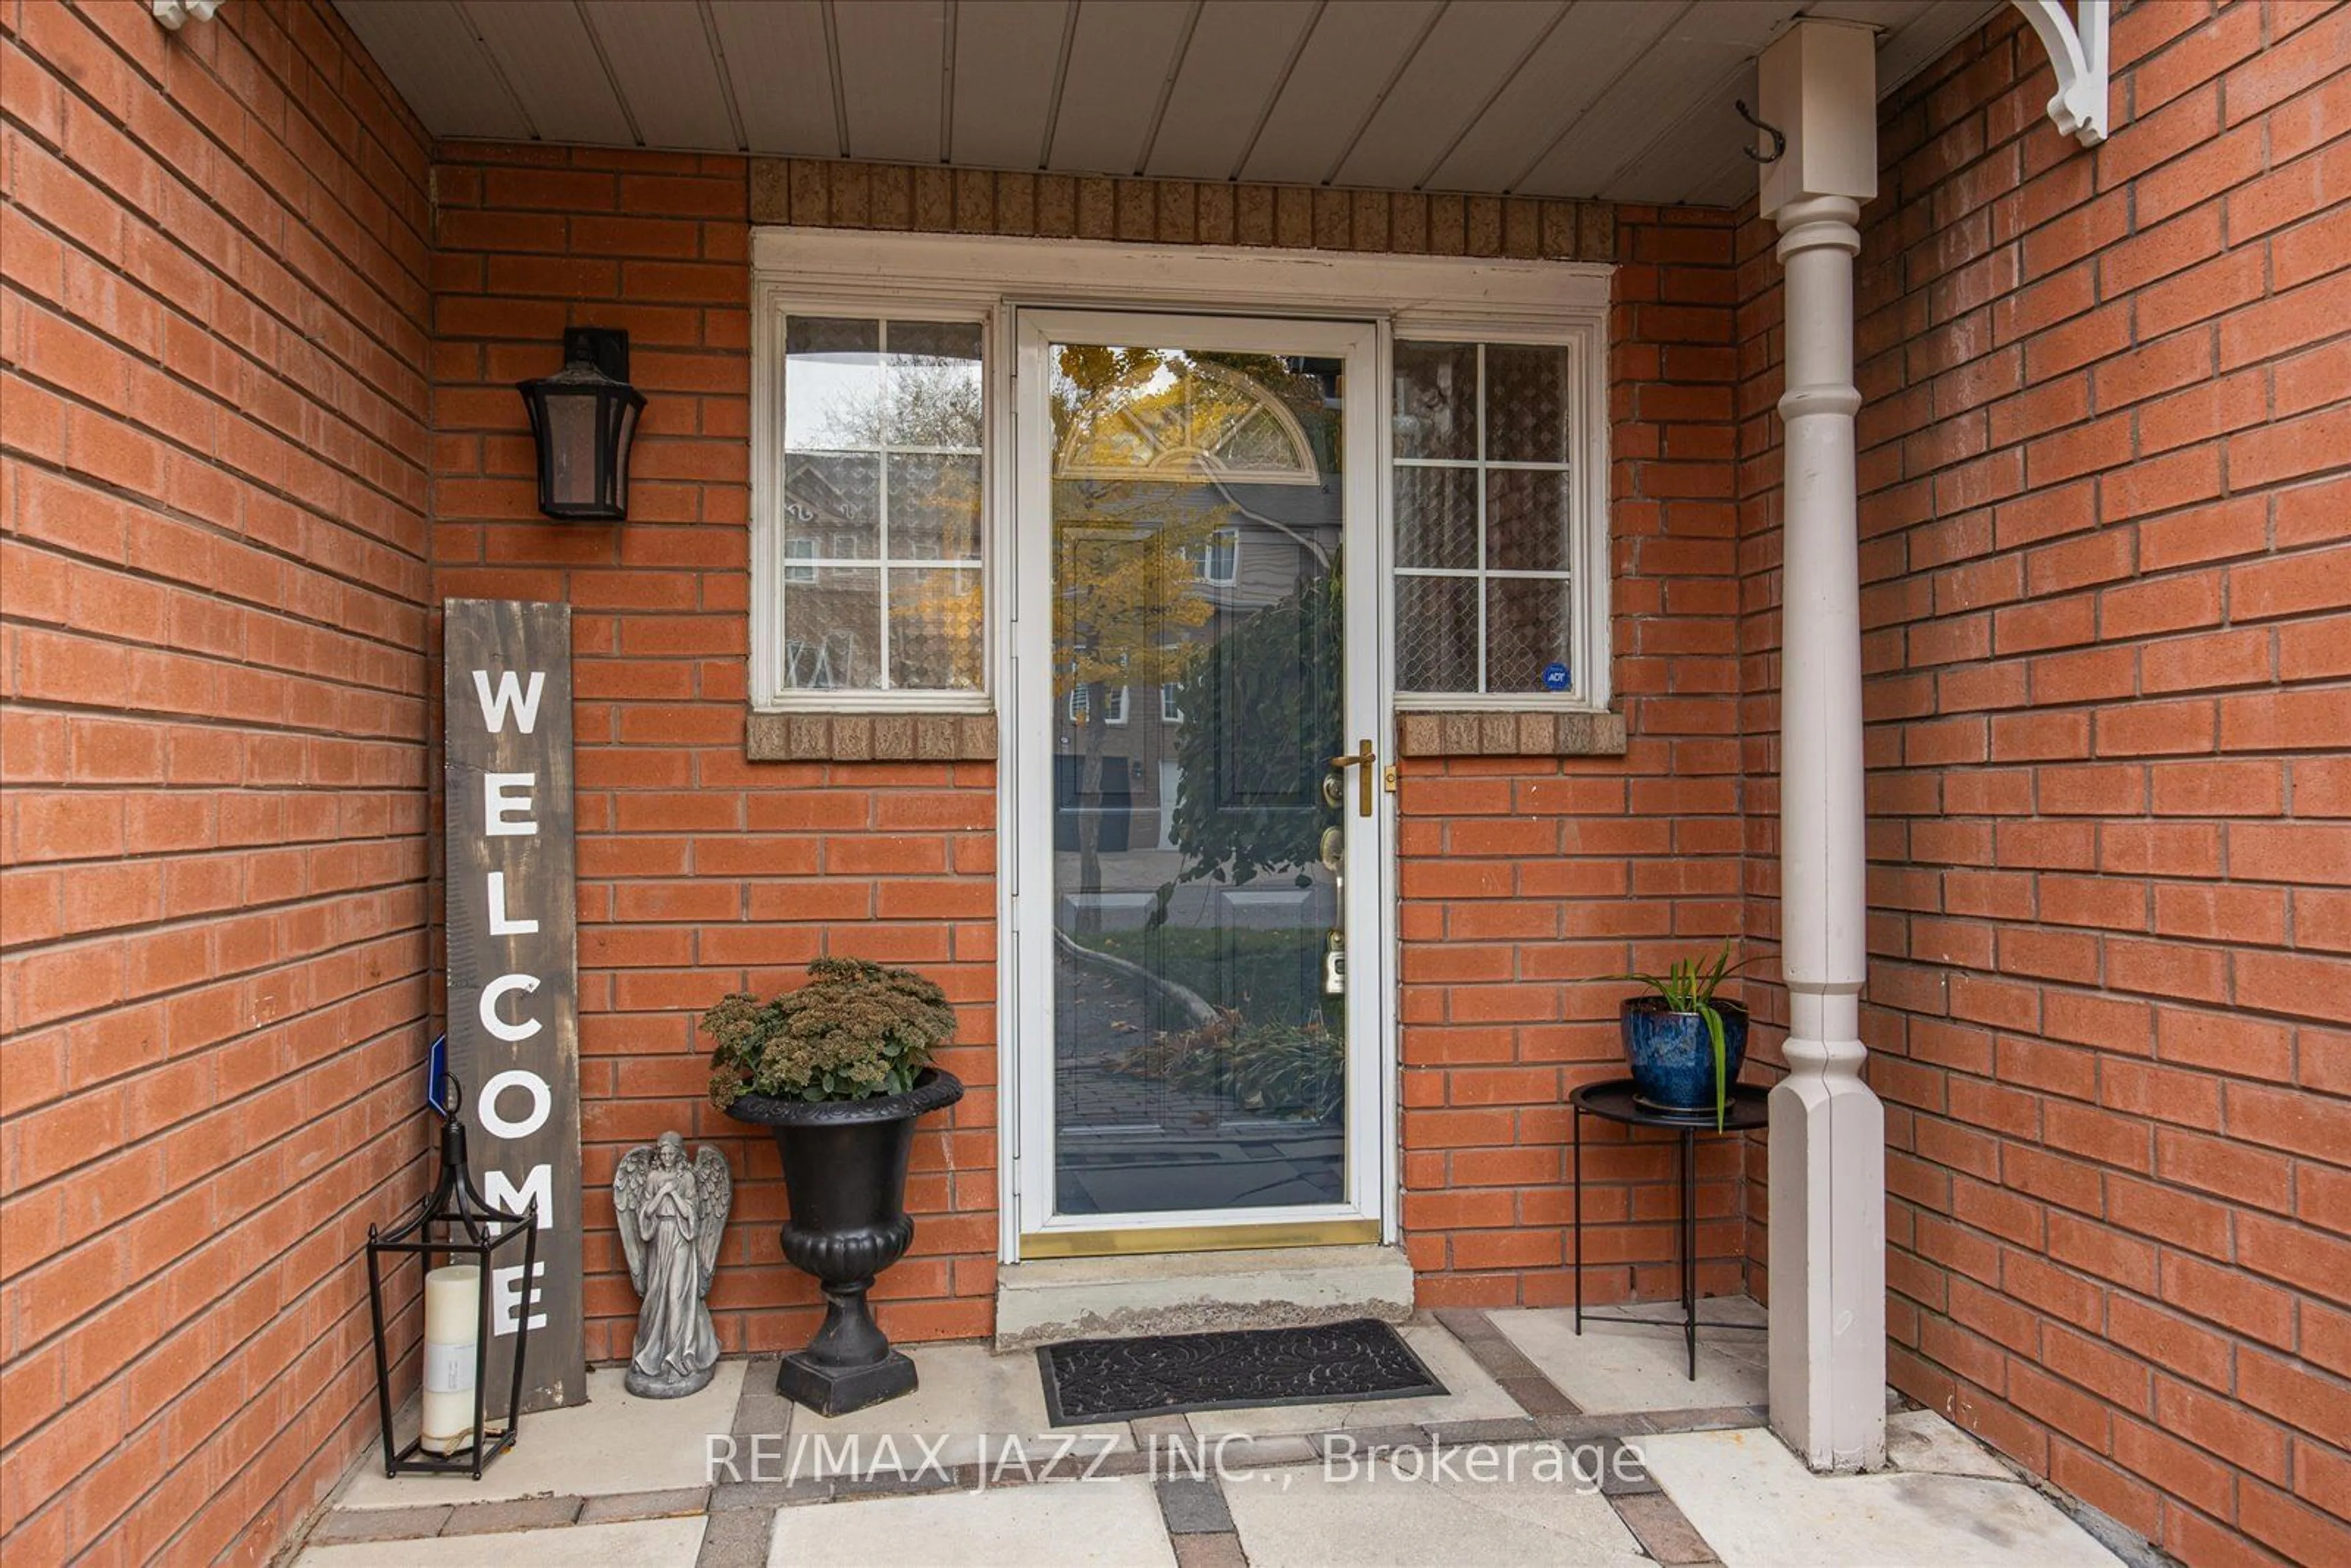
[1018,1218,1381,1260]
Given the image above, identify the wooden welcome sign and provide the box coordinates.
[444,599,586,1412]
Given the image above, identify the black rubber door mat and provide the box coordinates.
[1037,1318,1447,1425]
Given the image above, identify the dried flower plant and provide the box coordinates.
[705,958,956,1106]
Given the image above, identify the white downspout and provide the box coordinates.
[1757,18,1887,1474]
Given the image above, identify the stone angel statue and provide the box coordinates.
[613,1132,730,1398]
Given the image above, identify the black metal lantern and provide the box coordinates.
[517,327,644,521]
[365,1067,538,1479]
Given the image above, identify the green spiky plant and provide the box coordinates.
[1616,940,1753,1129]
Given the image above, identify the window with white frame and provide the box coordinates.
[1068,683,1128,726]
[1391,339,1589,701]
[763,310,986,703]
[1188,527,1239,586]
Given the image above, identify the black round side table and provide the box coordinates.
[1570,1077,1770,1380]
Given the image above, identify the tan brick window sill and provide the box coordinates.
[1395,710,1627,758]
[746,711,997,763]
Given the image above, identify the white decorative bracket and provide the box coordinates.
[151,0,222,31]
[2012,0,2110,145]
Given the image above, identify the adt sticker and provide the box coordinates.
[1542,661,1572,691]
[425,1033,451,1116]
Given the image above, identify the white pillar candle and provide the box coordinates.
[419,1264,481,1455]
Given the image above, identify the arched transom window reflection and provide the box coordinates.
[1055,353,1322,486]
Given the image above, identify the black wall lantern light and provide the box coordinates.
[518,327,645,521]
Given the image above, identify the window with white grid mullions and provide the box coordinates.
[779,315,985,694]
[1391,340,1578,699]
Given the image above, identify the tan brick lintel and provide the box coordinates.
[745,710,997,763]
[749,157,1618,264]
[1395,710,1628,759]
[748,708,1614,761]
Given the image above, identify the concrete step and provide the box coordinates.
[993,1244,1415,1351]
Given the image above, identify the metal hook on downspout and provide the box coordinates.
[1734,99,1786,163]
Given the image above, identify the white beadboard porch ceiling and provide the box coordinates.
[336,0,2002,209]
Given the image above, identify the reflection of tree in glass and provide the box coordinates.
[1054,345,1166,411]
[891,568,983,688]
[1056,495,1221,926]
[797,344,985,691]
[1161,571,1341,895]
[1051,347,1233,930]
[888,452,983,689]
[806,356,982,451]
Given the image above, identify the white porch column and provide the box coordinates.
[1758,19,1886,1474]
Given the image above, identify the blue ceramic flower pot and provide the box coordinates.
[1619,997,1748,1116]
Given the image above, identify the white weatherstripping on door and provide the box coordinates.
[1008,310,1385,1255]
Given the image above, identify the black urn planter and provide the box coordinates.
[725,1068,964,1416]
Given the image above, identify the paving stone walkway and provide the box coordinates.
[298,1302,2121,1568]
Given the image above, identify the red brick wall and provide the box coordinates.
[1401,206,1752,1309]
[428,144,1002,1361]
[1736,4,2351,1562]
[1,1,434,1562]
[17,4,2338,1562]
[430,147,1732,1347]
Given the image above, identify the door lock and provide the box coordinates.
[1327,738,1376,818]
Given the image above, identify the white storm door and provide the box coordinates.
[1007,310,1387,1256]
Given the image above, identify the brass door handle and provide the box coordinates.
[1327,738,1376,818]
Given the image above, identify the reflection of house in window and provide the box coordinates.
[785,632,860,688]
[1188,527,1239,585]
[782,462,858,558]
[1068,684,1128,726]
[1161,683,1183,723]
[770,313,988,699]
